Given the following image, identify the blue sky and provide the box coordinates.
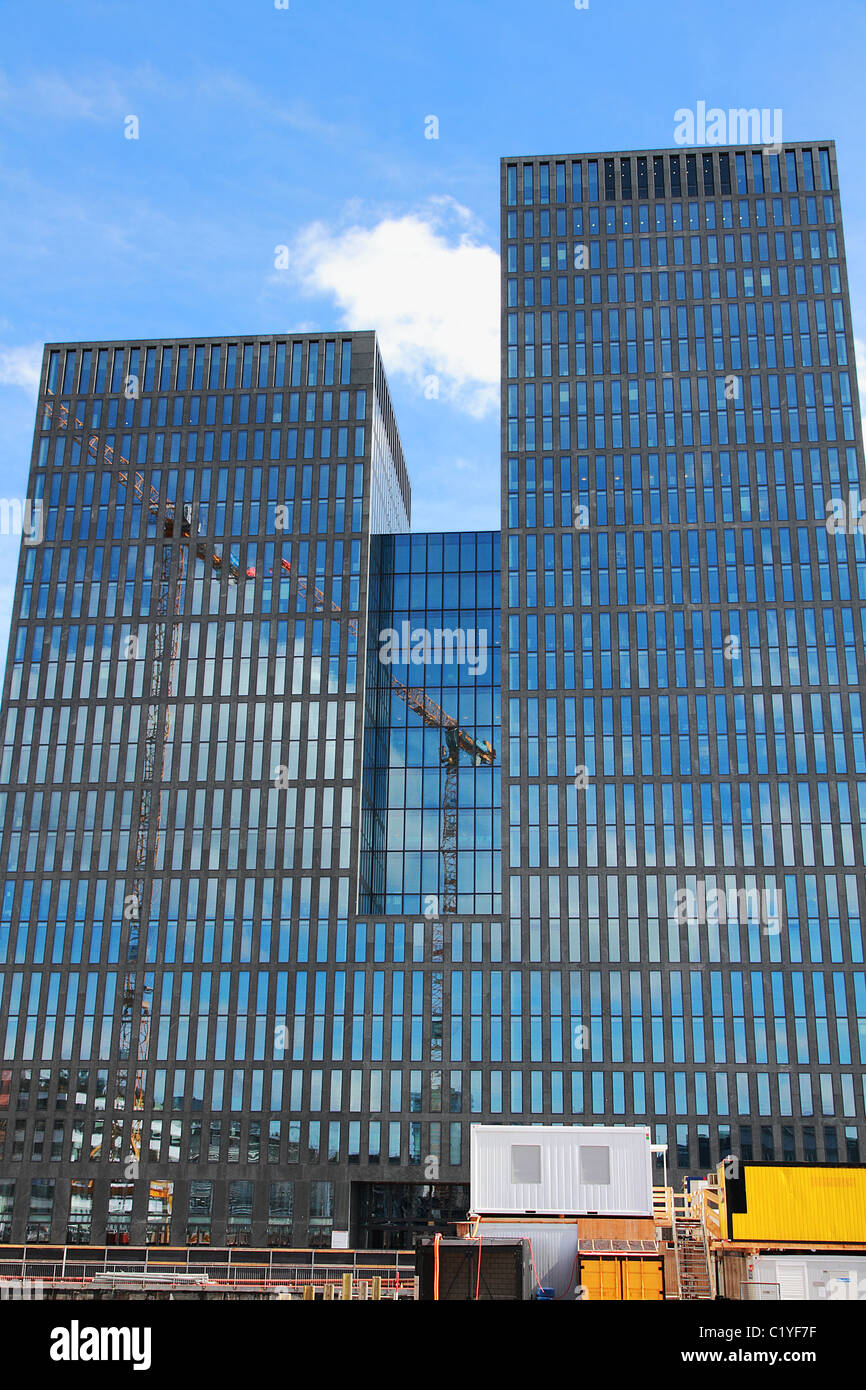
[1,0,865,654]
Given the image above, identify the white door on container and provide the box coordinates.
[776,1263,808,1300]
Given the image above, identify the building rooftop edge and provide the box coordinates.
[40,329,380,350]
[499,139,838,162]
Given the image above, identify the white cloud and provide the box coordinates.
[0,344,41,390]
[290,200,499,417]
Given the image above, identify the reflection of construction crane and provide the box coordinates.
[389,684,494,914]
[46,384,494,992]
[46,394,154,1157]
[239,565,496,913]
[241,559,497,913]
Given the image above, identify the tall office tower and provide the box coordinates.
[0,331,446,1250]
[501,142,865,1182]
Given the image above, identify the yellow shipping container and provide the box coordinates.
[729,1165,866,1243]
[579,1257,663,1300]
[622,1259,664,1300]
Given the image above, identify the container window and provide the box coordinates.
[579,1145,611,1185]
[510,1144,541,1184]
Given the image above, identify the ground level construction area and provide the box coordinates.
[0,1244,416,1300]
[2,1147,865,1302]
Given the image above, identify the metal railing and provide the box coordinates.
[0,1245,416,1297]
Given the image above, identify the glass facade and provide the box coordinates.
[360,531,501,916]
[502,142,865,1177]
[0,140,863,1248]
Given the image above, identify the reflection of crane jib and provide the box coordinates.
[389,685,496,916]
[47,386,496,1028]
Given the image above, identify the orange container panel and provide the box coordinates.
[579,1256,664,1301]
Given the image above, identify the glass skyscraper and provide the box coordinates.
[0,140,863,1251]
[501,141,864,1182]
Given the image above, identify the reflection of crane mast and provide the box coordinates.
[46,387,494,1049]
[46,393,230,1155]
[388,682,494,914]
[46,394,158,1155]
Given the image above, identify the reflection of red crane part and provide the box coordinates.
[46,392,239,578]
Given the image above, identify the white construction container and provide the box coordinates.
[470,1124,653,1217]
[747,1254,866,1301]
[475,1221,579,1298]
